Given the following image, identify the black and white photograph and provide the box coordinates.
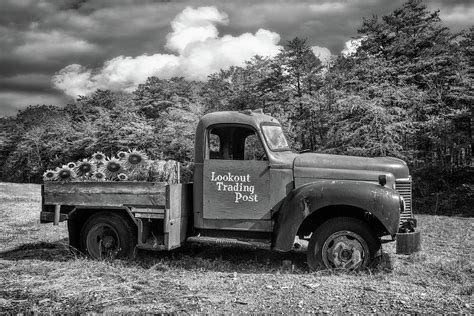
[0,0,472,313]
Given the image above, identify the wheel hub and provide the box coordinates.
[340,248,353,261]
[323,231,367,270]
[101,235,115,248]
[87,225,120,259]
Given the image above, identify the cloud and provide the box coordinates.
[52,64,96,97]
[341,38,363,56]
[437,5,474,30]
[0,91,69,117]
[165,6,229,54]
[52,55,181,96]
[311,46,332,64]
[52,6,283,97]
[14,30,98,62]
[309,2,346,13]
[179,29,281,81]
[0,73,56,93]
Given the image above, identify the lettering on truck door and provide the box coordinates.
[203,125,271,221]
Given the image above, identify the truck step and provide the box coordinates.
[186,236,271,250]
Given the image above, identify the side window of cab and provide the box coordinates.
[208,125,267,161]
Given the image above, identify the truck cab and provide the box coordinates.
[41,109,415,271]
[193,109,296,234]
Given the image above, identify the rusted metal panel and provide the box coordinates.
[134,213,165,219]
[269,167,294,214]
[202,160,271,220]
[130,207,165,213]
[167,183,193,221]
[165,217,186,250]
[193,162,205,228]
[294,153,409,179]
[273,180,401,252]
[44,192,166,207]
[164,183,193,250]
[197,218,272,231]
[396,231,421,254]
[43,182,167,194]
[294,167,396,189]
[43,182,168,207]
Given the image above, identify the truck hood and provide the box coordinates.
[293,153,409,183]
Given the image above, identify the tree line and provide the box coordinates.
[0,0,472,215]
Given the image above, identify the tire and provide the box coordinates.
[307,217,381,271]
[80,212,137,260]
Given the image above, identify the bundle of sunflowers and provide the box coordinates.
[42,149,179,183]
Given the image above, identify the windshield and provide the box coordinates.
[261,124,290,151]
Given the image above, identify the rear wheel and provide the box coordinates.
[307,217,381,271]
[80,212,136,259]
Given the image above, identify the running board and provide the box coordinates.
[186,236,271,250]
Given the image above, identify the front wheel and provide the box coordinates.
[80,212,136,260]
[307,217,381,271]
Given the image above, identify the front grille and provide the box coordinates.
[396,179,413,223]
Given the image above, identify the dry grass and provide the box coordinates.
[0,182,472,313]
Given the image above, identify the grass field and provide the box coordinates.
[0,182,472,313]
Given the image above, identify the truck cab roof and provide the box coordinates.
[199,109,279,129]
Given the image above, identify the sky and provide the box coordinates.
[0,0,472,117]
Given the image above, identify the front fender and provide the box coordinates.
[273,180,401,251]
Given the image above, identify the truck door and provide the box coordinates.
[202,124,271,224]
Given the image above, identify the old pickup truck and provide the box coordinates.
[41,109,415,270]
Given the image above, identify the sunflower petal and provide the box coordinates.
[56,166,76,183]
[92,171,106,181]
[43,169,57,181]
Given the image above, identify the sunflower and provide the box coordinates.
[67,162,76,169]
[123,149,148,171]
[91,152,107,166]
[117,173,128,181]
[101,158,124,180]
[56,166,76,182]
[43,169,57,182]
[92,171,106,181]
[74,159,96,177]
[117,151,128,160]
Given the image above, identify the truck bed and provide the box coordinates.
[41,181,193,251]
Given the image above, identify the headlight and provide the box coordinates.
[399,196,406,213]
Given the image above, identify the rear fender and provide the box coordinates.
[273,180,401,251]
[68,206,137,224]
